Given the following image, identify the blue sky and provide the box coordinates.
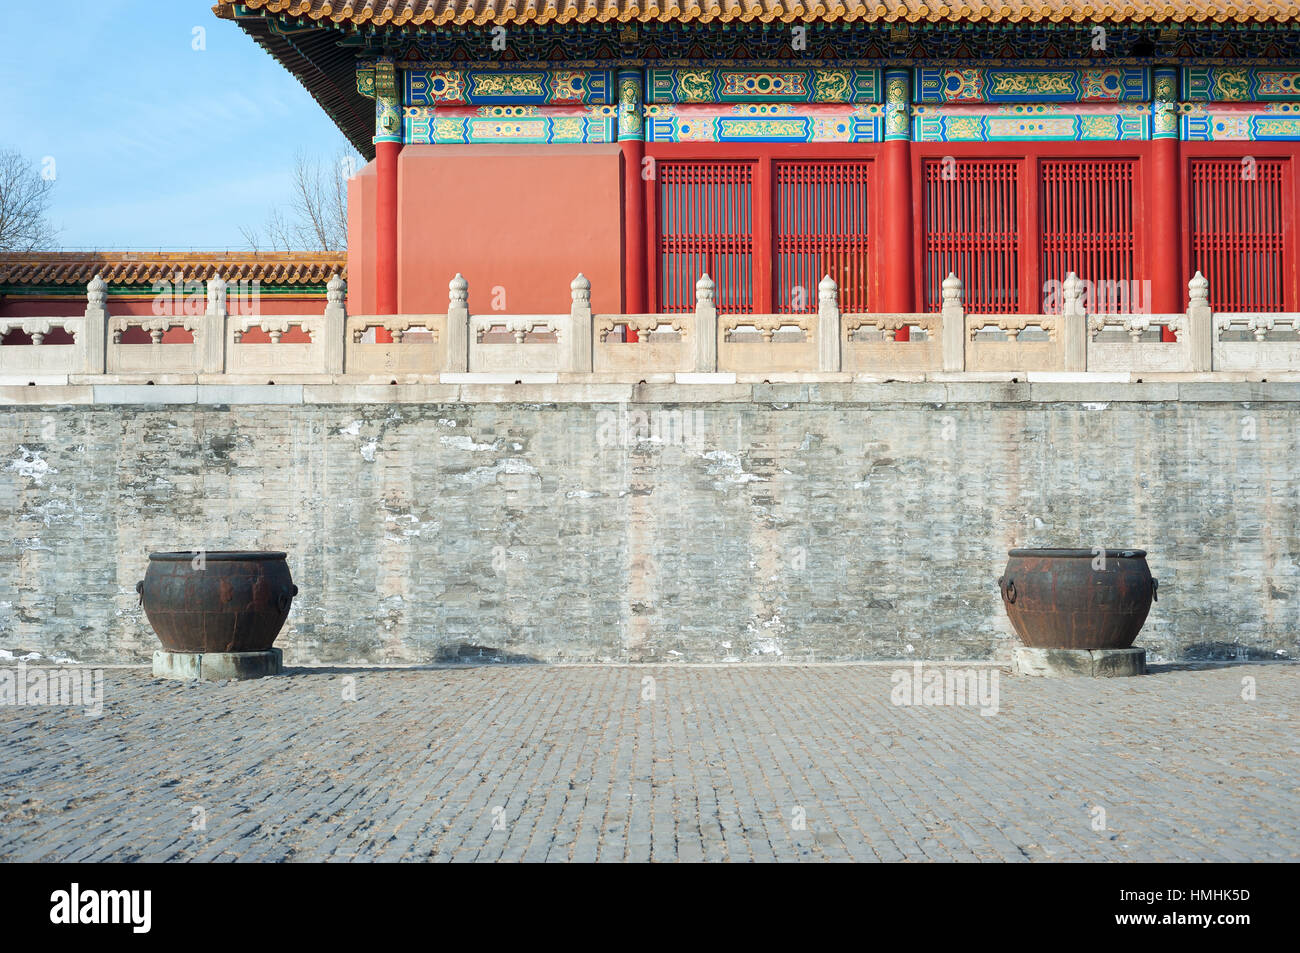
[0,1,362,250]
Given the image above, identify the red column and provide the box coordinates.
[754,157,773,314]
[375,140,401,335]
[1152,67,1182,340]
[882,138,915,338]
[1152,137,1182,339]
[619,68,646,338]
[622,140,646,315]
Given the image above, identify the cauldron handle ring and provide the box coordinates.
[1152,578,1158,602]
[135,580,144,606]
[999,576,1016,605]
[278,584,299,613]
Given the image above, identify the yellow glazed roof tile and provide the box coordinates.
[0,252,347,288]
[214,0,1300,26]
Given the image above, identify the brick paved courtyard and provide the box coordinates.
[0,664,1295,862]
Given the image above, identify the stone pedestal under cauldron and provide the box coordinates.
[1011,646,1148,678]
[138,551,298,681]
[998,548,1157,678]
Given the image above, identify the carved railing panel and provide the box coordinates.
[0,317,84,377]
[468,314,570,373]
[107,317,203,374]
[593,314,694,375]
[965,315,1064,372]
[228,316,328,376]
[718,314,817,373]
[1086,313,1192,372]
[1214,313,1300,371]
[842,314,942,374]
[345,315,446,377]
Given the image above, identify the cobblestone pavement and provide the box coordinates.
[0,664,1296,862]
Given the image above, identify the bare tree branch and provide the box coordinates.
[241,147,359,252]
[265,207,293,252]
[238,224,261,254]
[0,150,59,252]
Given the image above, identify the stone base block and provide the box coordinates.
[1013,647,1146,678]
[152,648,283,681]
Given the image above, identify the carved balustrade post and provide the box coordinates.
[817,275,841,373]
[444,273,469,373]
[569,274,593,374]
[1062,271,1088,372]
[693,274,717,373]
[940,272,965,372]
[323,273,346,375]
[83,274,108,374]
[1186,271,1213,373]
[202,276,227,374]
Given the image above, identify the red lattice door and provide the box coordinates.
[923,158,1021,313]
[1040,158,1137,313]
[657,161,755,313]
[774,160,871,313]
[1190,158,1289,312]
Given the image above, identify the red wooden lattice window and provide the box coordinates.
[923,159,1020,313]
[1190,158,1288,312]
[774,160,871,313]
[657,161,754,313]
[1040,159,1136,313]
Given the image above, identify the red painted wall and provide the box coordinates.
[393,144,623,316]
[346,161,378,316]
[0,295,327,319]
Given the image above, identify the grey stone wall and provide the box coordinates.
[2,388,1297,664]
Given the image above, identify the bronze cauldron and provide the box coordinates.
[137,551,298,653]
[998,548,1156,650]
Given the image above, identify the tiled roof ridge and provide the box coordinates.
[214,0,1300,27]
[0,251,348,287]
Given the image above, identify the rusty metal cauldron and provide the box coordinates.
[137,552,298,654]
[997,549,1157,650]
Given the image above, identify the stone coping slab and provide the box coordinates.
[4,379,1300,406]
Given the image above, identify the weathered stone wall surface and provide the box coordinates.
[1,385,1297,664]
